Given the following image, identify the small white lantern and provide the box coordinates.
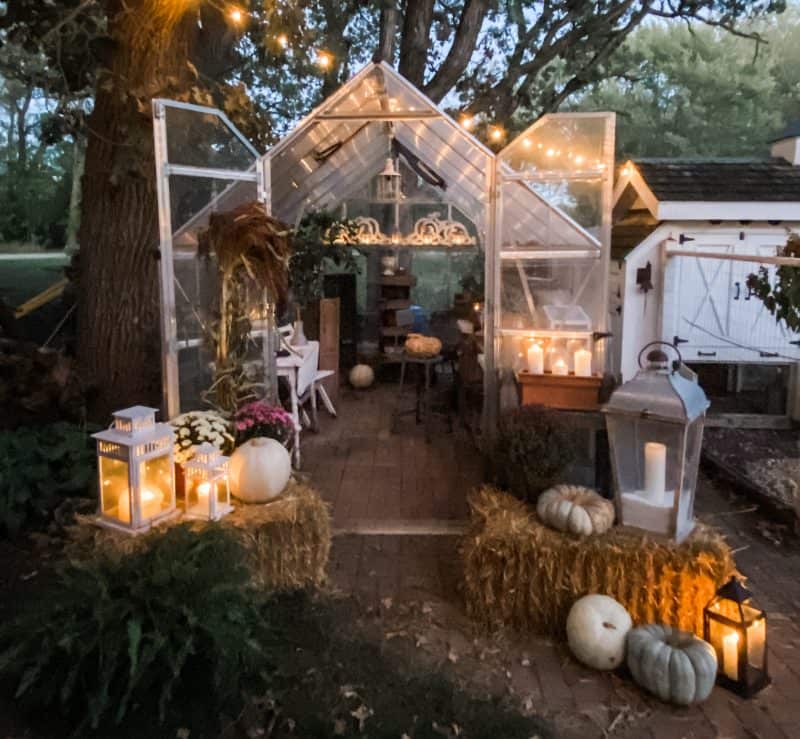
[92,406,176,534]
[603,343,709,542]
[376,157,401,201]
[181,442,233,521]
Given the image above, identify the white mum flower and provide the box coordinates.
[181,439,192,448]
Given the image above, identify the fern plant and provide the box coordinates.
[0,524,271,734]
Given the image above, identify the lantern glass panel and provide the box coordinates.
[99,456,130,523]
[681,416,705,524]
[139,455,174,521]
[606,415,693,537]
[216,477,229,507]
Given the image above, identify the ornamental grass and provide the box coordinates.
[461,486,735,639]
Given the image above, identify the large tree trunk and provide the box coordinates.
[76,0,234,419]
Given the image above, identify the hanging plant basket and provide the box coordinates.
[517,370,602,411]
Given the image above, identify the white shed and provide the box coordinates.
[611,126,800,419]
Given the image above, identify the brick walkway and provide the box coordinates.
[304,385,800,738]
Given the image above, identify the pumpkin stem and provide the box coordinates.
[602,621,617,630]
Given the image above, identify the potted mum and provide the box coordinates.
[234,401,295,448]
[170,411,235,499]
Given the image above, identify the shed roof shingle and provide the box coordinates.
[631,158,800,203]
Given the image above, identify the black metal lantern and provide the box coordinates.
[704,577,769,697]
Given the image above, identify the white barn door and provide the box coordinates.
[662,230,800,363]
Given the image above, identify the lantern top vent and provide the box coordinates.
[603,357,709,424]
[185,442,227,470]
[92,406,173,447]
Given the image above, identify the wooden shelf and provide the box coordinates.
[380,274,417,287]
[380,325,412,337]
[380,298,412,311]
[517,370,602,411]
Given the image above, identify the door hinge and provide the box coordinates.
[673,336,689,346]
[679,234,695,245]
[697,351,717,357]
[759,351,779,358]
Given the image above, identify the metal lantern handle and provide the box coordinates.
[637,340,684,369]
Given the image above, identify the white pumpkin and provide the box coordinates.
[349,364,375,389]
[627,625,717,705]
[537,485,615,536]
[566,594,632,670]
[229,437,291,503]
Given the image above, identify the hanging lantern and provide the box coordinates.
[182,442,233,521]
[602,342,709,542]
[92,406,176,533]
[376,157,401,201]
[704,577,769,697]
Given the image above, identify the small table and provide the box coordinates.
[276,341,319,467]
[392,352,444,441]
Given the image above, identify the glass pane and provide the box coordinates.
[500,179,600,252]
[139,455,174,520]
[499,257,603,333]
[501,114,611,177]
[215,478,229,507]
[170,177,258,234]
[321,65,427,117]
[165,106,255,170]
[100,456,130,522]
[607,417,685,535]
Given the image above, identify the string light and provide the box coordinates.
[522,138,531,149]
[490,126,504,142]
[317,50,332,69]
[228,6,244,23]
[574,155,584,165]
[545,147,556,157]
[621,165,632,176]
[277,33,288,49]
[460,115,475,130]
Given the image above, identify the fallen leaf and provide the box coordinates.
[447,649,459,663]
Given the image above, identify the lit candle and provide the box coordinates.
[545,345,559,372]
[747,617,766,668]
[117,487,164,524]
[197,481,211,499]
[723,631,739,681]
[574,348,592,377]
[644,442,667,504]
[527,343,544,374]
[552,358,568,376]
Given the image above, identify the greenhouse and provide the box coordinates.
[153,62,615,428]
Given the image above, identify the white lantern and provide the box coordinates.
[376,157,401,201]
[603,343,709,542]
[92,406,176,534]
[181,442,233,521]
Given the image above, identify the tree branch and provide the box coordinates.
[398,0,435,85]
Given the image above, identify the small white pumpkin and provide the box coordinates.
[537,485,615,536]
[229,437,291,503]
[627,625,717,705]
[404,333,442,358]
[349,364,375,389]
[567,594,632,670]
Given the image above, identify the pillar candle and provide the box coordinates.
[643,442,667,504]
[527,343,544,374]
[574,348,592,377]
[552,358,568,375]
[117,487,163,524]
[723,631,739,681]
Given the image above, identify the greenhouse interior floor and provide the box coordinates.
[301,380,480,532]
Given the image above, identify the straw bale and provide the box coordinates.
[65,480,330,591]
[223,479,331,590]
[460,486,735,639]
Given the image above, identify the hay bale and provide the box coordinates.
[224,479,331,590]
[460,486,735,639]
[64,480,330,591]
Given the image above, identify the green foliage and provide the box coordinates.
[747,234,800,333]
[487,405,576,504]
[0,524,271,734]
[0,423,96,537]
[289,211,360,308]
[572,11,800,158]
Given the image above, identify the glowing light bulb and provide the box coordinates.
[545,148,556,157]
[317,51,332,69]
[197,481,212,499]
[522,138,531,149]
[229,7,244,23]
[461,115,475,130]
[277,33,288,49]
[574,155,584,165]
[490,126,504,142]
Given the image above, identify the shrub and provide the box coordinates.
[0,524,270,733]
[234,400,294,447]
[487,405,575,504]
[0,422,96,537]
